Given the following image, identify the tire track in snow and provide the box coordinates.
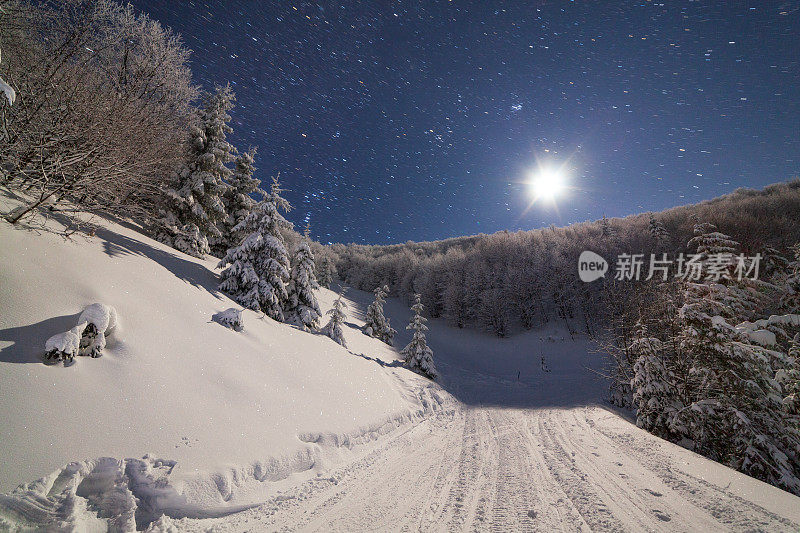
[172,404,800,532]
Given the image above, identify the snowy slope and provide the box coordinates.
[0,190,448,529]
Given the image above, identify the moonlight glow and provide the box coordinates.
[529,167,567,201]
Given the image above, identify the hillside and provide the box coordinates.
[0,189,448,529]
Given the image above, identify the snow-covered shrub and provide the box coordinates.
[77,303,118,358]
[401,294,438,380]
[213,308,244,332]
[45,323,87,363]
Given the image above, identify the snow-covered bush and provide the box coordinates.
[213,308,244,332]
[45,323,87,363]
[401,294,438,380]
[77,303,119,358]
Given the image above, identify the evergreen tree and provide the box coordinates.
[157,85,236,257]
[287,229,322,331]
[784,333,800,415]
[629,320,676,437]
[401,294,438,380]
[781,244,800,313]
[647,213,670,247]
[222,147,263,249]
[674,279,800,493]
[363,285,397,345]
[217,176,292,320]
[600,215,616,241]
[316,256,335,288]
[322,289,348,347]
[688,222,739,258]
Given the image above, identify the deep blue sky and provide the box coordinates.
[130,1,799,245]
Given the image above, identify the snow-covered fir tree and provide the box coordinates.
[222,147,263,250]
[629,320,675,437]
[781,244,800,313]
[316,256,335,288]
[647,213,670,246]
[217,176,292,320]
[674,277,800,493]
[401,294,438,380]
[287,229,322,331]
[600,215,616,241]
[363,285,396,345]
[784,333,800,415]
[322,289,348,347]
[156,85,236,257]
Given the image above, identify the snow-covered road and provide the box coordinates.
[178,398,800,532]
[177,291,800,532]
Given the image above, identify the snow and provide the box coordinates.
[44,323,87,361]
[0,77,14,107]
[735,314,800,346]
[0,190,433,527]
[78,303,118,334]
[212,308,243,332]
[2,188,800,530]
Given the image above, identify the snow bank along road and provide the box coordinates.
[178,401,800,532]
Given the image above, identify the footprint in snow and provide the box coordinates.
[652,509,671,522]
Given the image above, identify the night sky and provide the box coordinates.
[130,1,799,245]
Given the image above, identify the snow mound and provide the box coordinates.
[44,323,87,362]
[78,303,118,334]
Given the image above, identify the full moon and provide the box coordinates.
[529,166,566,201]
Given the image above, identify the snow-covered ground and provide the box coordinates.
[2,188,800,531]
[0,190,447,530]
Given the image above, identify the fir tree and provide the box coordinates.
[217,176,292,320]
[222,147,263,249]
[157,85,236,257]
[629,320,676,437]
[287,228,322,331]
[688,222,739,258]
[363,285,397,345]
[647,213,670,247]
[316,256,335,288]
[674,279,800,493]
[784,333,800,415]
[401,294,438,380]
[322,289,348,347]
[781,244,800,313]
[600,214,614,239]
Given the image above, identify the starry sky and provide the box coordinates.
[130,1,799,245]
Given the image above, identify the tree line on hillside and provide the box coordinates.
[331,182,800,339]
